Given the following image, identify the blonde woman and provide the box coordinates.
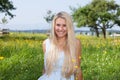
[38,11,83,80]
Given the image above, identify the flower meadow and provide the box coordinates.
[0,33,120,80]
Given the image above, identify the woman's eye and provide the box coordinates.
[56,24,66,27]
[63,24,66,27]
[56,24,60,26]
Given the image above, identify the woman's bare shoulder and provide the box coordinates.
[42,39,49,53]
[42,38,49,45]
[42,39,47,45]
[75,38,81,46]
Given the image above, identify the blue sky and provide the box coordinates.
[1,0,120,30]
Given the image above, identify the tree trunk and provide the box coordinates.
[94,27,99,37]
[102,26,106,39]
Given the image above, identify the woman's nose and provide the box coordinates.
[59,26,63,30]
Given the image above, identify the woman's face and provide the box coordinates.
[54,17,67,38]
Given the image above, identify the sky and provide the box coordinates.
[0,0,120,30]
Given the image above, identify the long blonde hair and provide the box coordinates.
[46,11,77,78]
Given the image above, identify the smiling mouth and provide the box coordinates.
[58,32,65,34]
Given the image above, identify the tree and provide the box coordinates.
[72,0,120,39]
[44,10,55,24]
[0,0,16,18]
[1,17,8,24]
[0,17,8,30]
[44,10,55,35]
[0,17,7,29]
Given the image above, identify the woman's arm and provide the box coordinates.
[42,40,46,53]
[75,39,83,80]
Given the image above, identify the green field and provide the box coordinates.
[0,33,120,80]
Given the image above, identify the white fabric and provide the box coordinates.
[38,39,74,80]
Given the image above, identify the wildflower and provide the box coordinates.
[74,66,78,69]
[79,56,81,59]
[103,50,107,54]
[0,56,4,60]
[76,76,78,80]
[72,59,76,62]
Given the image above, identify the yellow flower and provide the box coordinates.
[76,76,78,80]
[79,56,81,59]
[103,50,107,54]
[74,66,78,69]
[72,59,76,62]
[0,56,4,60]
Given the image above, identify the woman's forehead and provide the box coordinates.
[55,18,66,24]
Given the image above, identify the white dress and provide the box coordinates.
[38,39,74,80]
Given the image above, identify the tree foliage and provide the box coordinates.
[44,10,55,24]
[72,0,120,38]
[0,0,16,18]
[1,17,8,24]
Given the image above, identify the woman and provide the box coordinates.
[38,11,83,80]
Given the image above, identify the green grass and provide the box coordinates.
[78,35,120,80]
[0,33,120,80]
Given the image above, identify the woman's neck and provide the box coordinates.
[57,37,66,43]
